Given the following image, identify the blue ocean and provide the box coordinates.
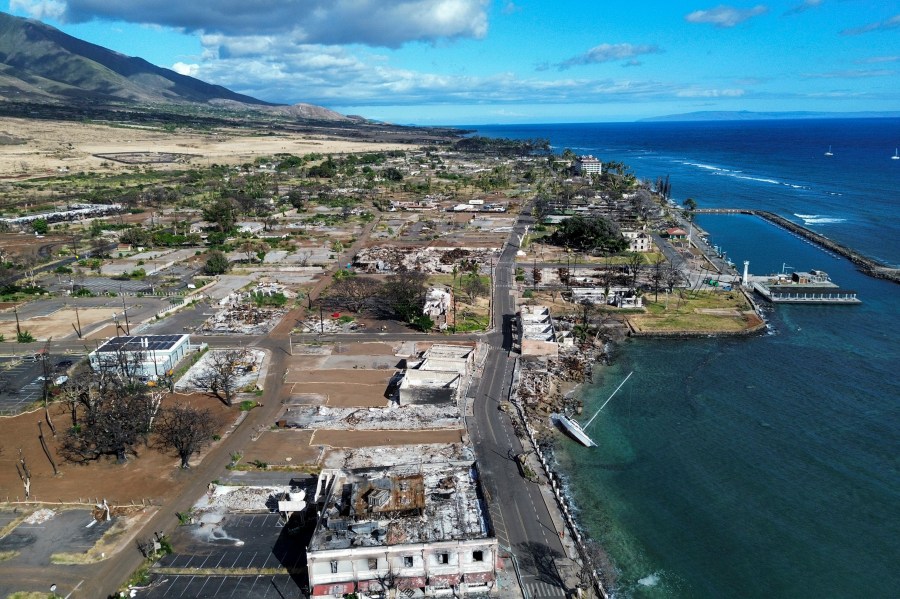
[472,119,900,598]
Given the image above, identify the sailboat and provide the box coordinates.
[824,145,833,157]
[553,371,633,447]
[892,148,899,160]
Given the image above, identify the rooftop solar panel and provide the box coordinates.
[95,334,188,353]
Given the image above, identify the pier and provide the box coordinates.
[695,209,900,284]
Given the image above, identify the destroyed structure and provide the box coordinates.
[200,283,292,334]
[397,344,476,406]
[354,247,498,274]
[422,287,452,329]
[307,463,497,598]
[518,306,562,358]
[88,333,193,382]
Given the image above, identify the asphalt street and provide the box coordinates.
[467,210,569,599]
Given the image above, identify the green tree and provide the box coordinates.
[31,219,48,235]
[203,250,230,275]
[202,197,237,232]
[549,215,628,254]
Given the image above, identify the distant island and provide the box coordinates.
[640,110,900,122]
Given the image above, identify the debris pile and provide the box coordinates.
[354,246,498,274]
[24,508,56,524]
[281,404,463,430]
[201,298,287,335]
[193,485,288,514]
[327,443,475,469]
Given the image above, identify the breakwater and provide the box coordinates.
[697,209,900,284]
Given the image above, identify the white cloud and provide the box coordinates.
[52,0,488,48]
[172,62,200,77]
[556,43,662,70]
[685,5,768,28]
[803,69,896,79]
[841,14,900,36]
[10,0,66,20]
[855,56,899,64]
[676,88,746,97]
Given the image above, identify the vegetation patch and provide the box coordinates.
[627,290,760,333]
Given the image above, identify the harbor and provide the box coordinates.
[747,268,861,304]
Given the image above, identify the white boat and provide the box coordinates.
[553,371,634,448]
[892,148,899,160]
[553,413,597,447]
[824,145,833,157]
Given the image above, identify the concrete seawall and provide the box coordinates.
[697,209,900,284]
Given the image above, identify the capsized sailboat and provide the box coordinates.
[553,371,633,447]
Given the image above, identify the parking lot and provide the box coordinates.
[140,573,303,598]
[0,357,52,415]
[143,512,310,599]
[0,509,115,598]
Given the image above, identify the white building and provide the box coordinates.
[88,334,191,382]
[622,230,652,252]
[575,155,603,175]
[307,464,498,598]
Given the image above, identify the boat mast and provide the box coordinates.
[584,371,634,430]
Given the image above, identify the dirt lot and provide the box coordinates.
[0,307,116,341]
[0,117,418,180]
[0,393,236,503]
[286,382,388,407]
[0,232,71,262]
[241,429,319,467]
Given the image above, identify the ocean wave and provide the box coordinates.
[794,213,846,225]
[683,162,730,173]
[732,174,781,185]
[804,218,847,225]
[638,573,661,587]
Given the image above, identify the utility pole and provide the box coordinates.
[121,296,131,335]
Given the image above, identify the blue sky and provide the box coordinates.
[3,1,899,124]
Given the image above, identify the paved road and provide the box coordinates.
[468,210,569,598]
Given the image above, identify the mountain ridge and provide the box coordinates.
[0,11,354,122]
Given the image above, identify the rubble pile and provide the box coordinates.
[175,349,265,391]
[201,301,287,335]
[194,485,288,513]
[354,246,498,274]
[282,404,463,430]
[24,508,56,524]
[329,443,475,469]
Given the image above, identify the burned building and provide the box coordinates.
[307,463,497,598]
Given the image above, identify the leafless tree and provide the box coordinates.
[15,448,31,498]
[326,276,384,313]
[664,261,685,293]
[155,404,219,469]
[650,256,667,301]
[239,240,263,263]
[463,274,488,303]
[61,383,159,464]
[191,349,251,406]
[626,252,644,291]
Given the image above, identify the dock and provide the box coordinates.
[747,270,860,304]
[695,209,900,285]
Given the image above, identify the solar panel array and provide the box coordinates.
[95,334,187,353]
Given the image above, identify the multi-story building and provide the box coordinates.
[306,463,498,598]
[574,155,603,176]
[622,230,652,252]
